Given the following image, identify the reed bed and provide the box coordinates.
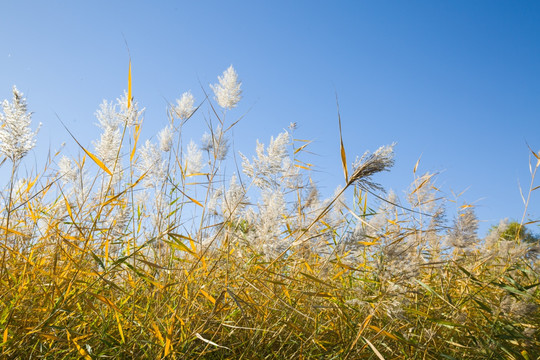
[0,65,538,359]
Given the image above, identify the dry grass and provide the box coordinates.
[0,68,538,359]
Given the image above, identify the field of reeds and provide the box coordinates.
[0,65,539,359]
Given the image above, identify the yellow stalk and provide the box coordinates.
[115,310,125,343]
[128,60,132,109]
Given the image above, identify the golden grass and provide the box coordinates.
[0,66,538,359]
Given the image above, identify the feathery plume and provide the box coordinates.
[174,91,195,120]
[118,91,143,126]
[158,125,174,152]
[201,126,229,160]
[0,86,40,162]
[448,206,479,250]
[210,65,242,109]
[185,140,203,175]
[349,143,395,190]
[240,131,292,189]
[137,140,166,188]
[58,156,78,183]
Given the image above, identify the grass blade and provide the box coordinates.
[336,94,348,183]
[58,117,113,176]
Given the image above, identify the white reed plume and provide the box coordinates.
[174,91,195,120]
[137,140,166,188]
[93,100,122,168]
[0,86,40,162]
[185,140,203,175]
[158,125,174,152]
[201,126,229,161]
[210,65,242,109]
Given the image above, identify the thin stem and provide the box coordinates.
[1,161,17,279]
[519,155,539,240]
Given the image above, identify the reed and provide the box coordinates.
[0,66,538,359]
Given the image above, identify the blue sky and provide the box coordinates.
[1,1,539,235]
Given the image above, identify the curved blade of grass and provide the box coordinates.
[336,95,348,183]
[58,117,112,176]
[67,331,92,360]
[130,123,141,162]
[167,176,203,207]
[0,226,24,237]
[195,333,230,350]
[413,154,422,174]
[363,337,385,360]
[346,314,373,357]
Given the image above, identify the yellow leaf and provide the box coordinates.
[38,333,61,341]
[63,194,73,220]
[293,141,312,154]
[200,289,215,304]
[348,314,373,353]
[92,293,120,312]
[104,237,110,264]
[410,175,431,196]
[165,314,174,356]
[67,331,91,360]
[363,195,367,214]
[128,60,132,109]
[294,159,314,168]
[294,164,311,171]
[332,269,347,280]
[131,123,140,162]
[358,241,378,246]
[340,140,348,183]
[164,336,171,357]
[84,147,113,176]
[413,155,422,174]
[0,226,25,237]
[26,174,39,192]
[115,311,125,343]
[3,327,8,343]
[363,336,385,360]
[174,185,203,207]
[336,97,348,183]
[529,146,539,160]
[59,120,113,176]
[168,233,196,255]
[283,287,291,301]
[369,325,398,341]
[151,322,165,345]
[185,172,207,177]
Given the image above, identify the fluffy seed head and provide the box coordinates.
[174,91,195,120]
[201,126,229,161]
[158,125,174,152]
[0,86,40,162]
[210,65,242,109]
[350,143,395,189]
[137,140,166,188]
[186,140,203,175]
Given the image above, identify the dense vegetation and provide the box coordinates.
[0,66,538,359]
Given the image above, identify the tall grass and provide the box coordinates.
[0,66,538,359]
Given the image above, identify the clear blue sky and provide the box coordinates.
[1,1,539,235]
